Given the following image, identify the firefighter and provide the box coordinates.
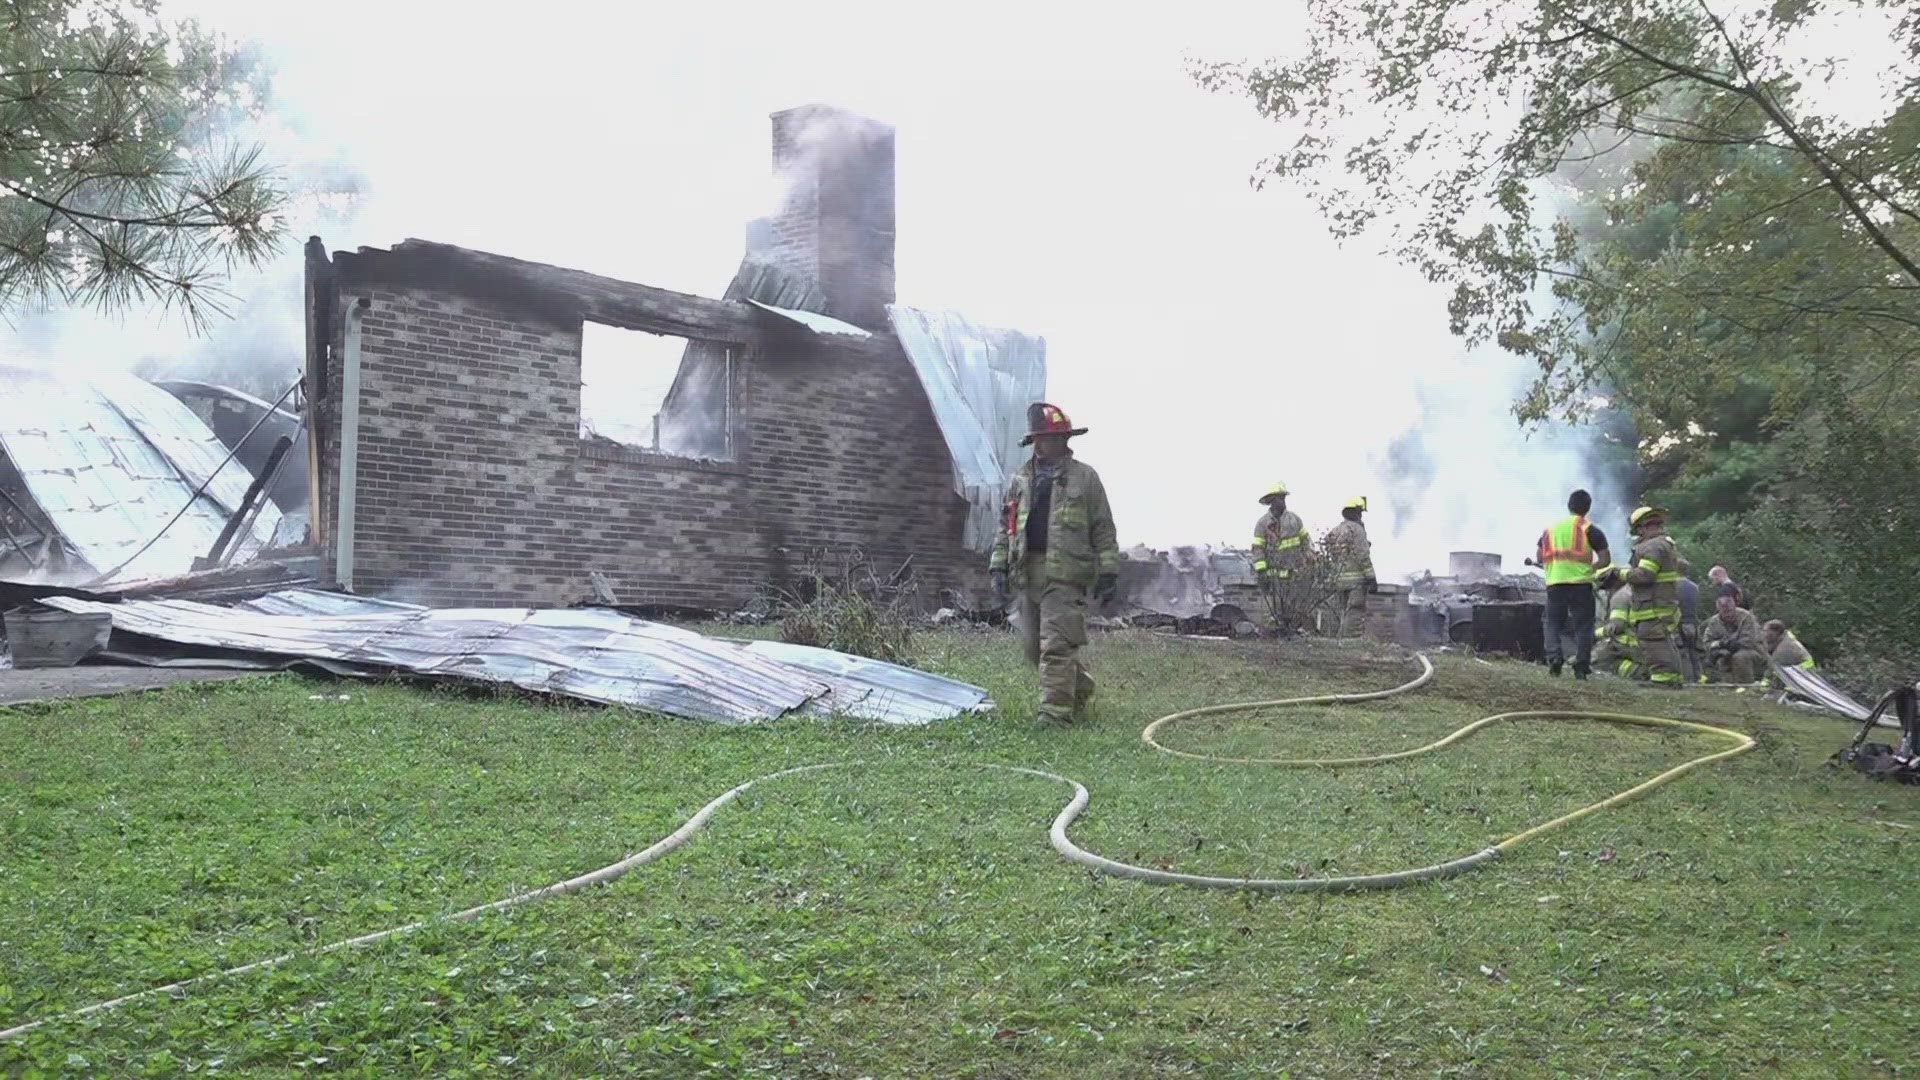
[1592,581,1645,680]
[1621,505,1686,687]
[1700,592,1767,684]
[1325,496,1376,637]
[1763,620,1817,674]
[989,403,1120,726]
[1535,488,1612,680]
[1251,482,1308,629]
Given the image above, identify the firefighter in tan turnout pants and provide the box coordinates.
[989,403,1120,726]
[1324,497,1376,637]
[1610,505,1688,687]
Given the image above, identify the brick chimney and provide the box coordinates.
[746,104,896,328]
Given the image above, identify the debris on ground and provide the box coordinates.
[1829,683,1920,783]
[0,665,261,705]
[0,607,110,668]
[30,588,991,725]
[1405,551,1548,653]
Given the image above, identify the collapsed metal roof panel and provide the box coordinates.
[0,364,285,583]
[40,595,826,722]
[745,298,873,338]
[885,306,1047,554]
[741,638,992,724]
[42,588,994,725]
[236,589,426,617]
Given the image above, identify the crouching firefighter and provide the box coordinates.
[1592,582,1645,680]
[1621,505,1687,687]
[989,403,1120,726]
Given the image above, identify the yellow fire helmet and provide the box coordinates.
[1629,505,1667,527]
[1259,482,1290,505]
[1343,496,1368,511]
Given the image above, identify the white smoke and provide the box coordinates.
[8,0,1633,585]
[0,39,366,400]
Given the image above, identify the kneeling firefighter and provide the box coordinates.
[1591,583,1645,680]
[989,403,1120,726]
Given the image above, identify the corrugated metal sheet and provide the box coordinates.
[235,589,425,617]
[42,589,993,725]
[1775,663,1899,727]
[41,596,828,722]
[0,363,285,583]
[885,307,1047,553]
[741,639,992,725]
[746,299,872,338]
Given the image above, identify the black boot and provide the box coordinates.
[1572,663,1590,681]
[1548,657,1564,677]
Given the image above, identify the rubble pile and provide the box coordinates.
[1404,552,1547,648]
[1093,544,1262,637]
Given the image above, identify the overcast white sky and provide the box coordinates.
[35,0,1891,576]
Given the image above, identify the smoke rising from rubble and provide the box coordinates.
[1369,344,1639,576]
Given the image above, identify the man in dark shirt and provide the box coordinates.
[1676,574,1703,682]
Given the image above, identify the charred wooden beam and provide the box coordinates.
[325,239,903,359]
[196,435,293,572]
[331,239,774,344]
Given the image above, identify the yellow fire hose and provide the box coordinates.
[1136,654,1757,886]
[1,652,1755,1042]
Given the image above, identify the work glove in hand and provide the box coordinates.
[1363,576,1378,594]
[990,569,1009,605]
[1093,573,1118,604]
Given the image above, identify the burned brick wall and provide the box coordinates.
[308,272,976,610]
[305,104,983,610]
[742,332,974,599]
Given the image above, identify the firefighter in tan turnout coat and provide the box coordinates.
[1324,497,1377,637]
[1251,482,1309,629]
[1600,505,1689,687]
[990,403,1120,726]
[1251,482,1308,583]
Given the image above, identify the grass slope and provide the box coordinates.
[1,631,1915,1077]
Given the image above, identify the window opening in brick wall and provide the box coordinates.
[579,322,734,461]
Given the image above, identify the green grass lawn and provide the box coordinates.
[2,630,1915,1077]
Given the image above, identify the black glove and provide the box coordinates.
[1363,576,1378,595]
[990,569,1009,605]
[1093,573,1118,603]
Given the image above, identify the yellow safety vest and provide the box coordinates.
[1538,515,1595,586]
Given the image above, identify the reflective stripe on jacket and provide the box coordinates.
[1538,515,1596,586]
[987,453,1120,589]
[1326,519,1374,589]
[1625,532,1682,631]
[1772,632,1816,671]
[1252,509,1306,577]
